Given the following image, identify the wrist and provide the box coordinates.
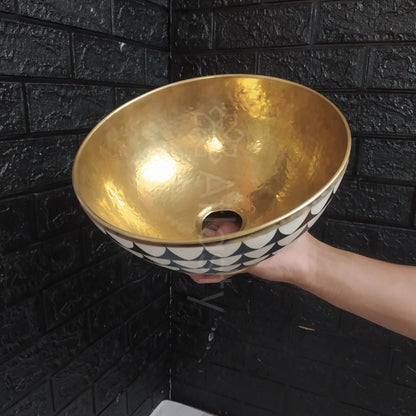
[248,232,322,285]
[289,233,321,288]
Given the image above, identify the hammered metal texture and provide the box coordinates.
[73,75,351,273]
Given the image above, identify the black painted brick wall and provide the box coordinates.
[171,1,416,415]
[3,1,416,416]
[0,1,169,415]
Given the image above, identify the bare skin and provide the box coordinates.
[190,223,416,340]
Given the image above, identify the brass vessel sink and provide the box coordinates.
[73,75,351,275]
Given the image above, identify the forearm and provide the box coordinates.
[295,236,416,340]
[191,229,416,339]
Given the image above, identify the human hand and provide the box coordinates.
[188,220,316,285]
[188,217,241,284]
[189,219,416,341]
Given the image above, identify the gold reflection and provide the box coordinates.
[234,78,272,120]
[247,139,263,153]
[104,181,126,207]
[100,181,150,232]
[73,75,351,244]
[204,136,224,153]
[139,153,177,184]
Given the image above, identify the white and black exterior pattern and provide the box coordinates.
[93,176,342,275]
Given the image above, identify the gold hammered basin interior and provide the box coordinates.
[73,75,351,246]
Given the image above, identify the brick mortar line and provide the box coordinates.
[361,46,371,89]
[91,323,169,384]
[309,1,319,45]
[352,175,416,188]
[0,12,170,52]
[0,129,90,141]
[254,50,259,74]
[172,44,307,55]
[41,250,124,293]
[318,88,416,94]
[57,388,94,415]
[97,388,117,416]
[83,284,169,339]
[0,75,159,90]
[348,139,358,178]
[143,48,148,88]
[173,0,313,12]
[323,214,416,230]
[109,0,115,36]
[44,280,167,368]
[384,350,399,401]
[124,293,170,341]
[168,0,174,84]
[170,45,361,58]
[49,378,56,414]
[19,81,31,135]
[0,179,75,203]
[69,33,76,80]
[1,237,122,305]
[1,378,54,414]
[343,174,416,187]
[0,318,128,413]
[47,294,169,384]
[0,295,43,362]
[324,217,416,231]
[138,0,169,10]
[410,189,416,227]
[171,39,416,55]
[50,307,166,381]
[126,353,170,415]
[210,8,215,50]
[0,311,90,408]
[75,337,169,415]
[352,134,416,141]
[6,75,416,96]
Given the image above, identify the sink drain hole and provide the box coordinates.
[201,210,243,237]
